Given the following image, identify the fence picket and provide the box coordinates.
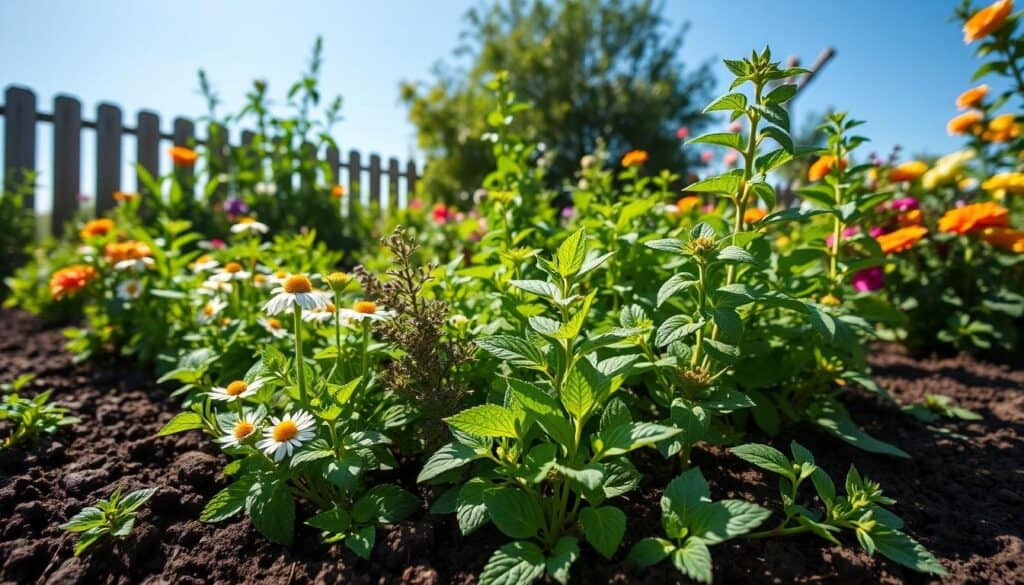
[387,157,399,211]
[95,103,122,214]
[348,150,361,208]
[369,154,381,211]
[136,111,161,186]
[172,117,195,181]
[405,161,418,207]
[3,87,37,209]
[52,96,82,236]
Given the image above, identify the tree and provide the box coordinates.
[401,0,715,202]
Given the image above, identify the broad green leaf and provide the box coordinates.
[417,442,482,483]
[657,273,699,307]
[627,537,675,567]
[445,404,519,439]
[306,507,351,534]
[345,525,376,559]
[673,538,712,583]
[644,238,688,255]
[717,246,755,264]
[201,475,256,522]
[476,336,545,368]
[483,487,545,540]
[510,280,560,299]
[689,499,771,544]
[555,228,588,277]
[730,443,794,479]
[561,366,595,420]
[870,527,947,575]
[60,507,105,532]
[480,541,546,585]
[686,172,742,195]
[687,132,745,150]
[655,316,704,347]
[703,92,747,113]
[578,506,626,559]
[247,477,295,545]
[546,536,580,585]
[595,422,681,458]
[157,412,203,436]
[812,401,909,458]
[456,479,490,535]
[353,484,420,524]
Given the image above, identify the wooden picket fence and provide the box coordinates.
[1,85,420,236]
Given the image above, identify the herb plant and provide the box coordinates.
[61,487,156,555]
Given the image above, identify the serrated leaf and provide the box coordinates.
[627,537,675,567]
[445,404,519,439]
[480,541,546,585]
[546,536,580,585]
[596,422,681,458]
[417,442,482,483]
[578,506,626,559]
[484,487,545,540]
[657,273,699,307]
[157,412,203,436]
[687,132,745,150]
[686,172,741,195]
[673,538,712,583]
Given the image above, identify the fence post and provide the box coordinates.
[207,122,229,201]
[136,111,161,186]
[95,103,122,215]
[347,150,361,209]
[405,161,418,208]
[3,86,37,211]
[387,157,400,211]
[52,95,82,237]
[172,117,195,180]
[325,145,343,215]
[369,154,381,212]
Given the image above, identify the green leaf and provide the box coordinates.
[324,452,364,491]
[812,401,909,458]
[247,477,295,545]
[761,125,793,153]
[655,316,704,347]
[690,499,771,544]
[546,536,580,585]
[555,228,588,278]
[510,280,560,299]
[156,412,203,436]
[730,444,794,480]
[445,404,519,439]
[644,238,687,254]
[353,484,420,524]
[306,507,351,534]
[417,442,482,483]
[477,336,545,368]
[119,488,155,513]
[578,506,626,559]
[61,507,105,532]
[687,132,745,150]
[765,83,797,104]
[686,172,741,195]
[627,537,675,567]
[480,541,546,585]
[484,487,545,540]
[73,527,107,556]
[673,538,713,583]
[457,480,490,535]
[595,422,681,458]
[561,366,595,420]
[201,475,256,522]
[345,525,376,559]
[657,273,699,307]
[717,246,755,264]
[704,92,747,113]
[870,527,947,575]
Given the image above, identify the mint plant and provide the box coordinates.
[731,442,946,575]
[0,374,79,449]
[419,228,679,585]
[61,487,156,555]
[627,468,770,583]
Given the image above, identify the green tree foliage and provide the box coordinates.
[401,0,715,202]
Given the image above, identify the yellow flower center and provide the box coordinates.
[267,318,282,329]
[225,262,243,274]
[283,275,313,294]
[354,301,377,314]
[203,304,216,316]
[226,381,249,396]
[327,271,350,286]
[126,283,139,294]
[254,274,266,284]
[274,271,287,279]
[197,255,212,264]
[272,420,298,442]
[325,303,337,313]
[233,421,254,439]
[239,217,256,224]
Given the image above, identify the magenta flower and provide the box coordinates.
[851,267,885,292]
[826,226,862,248]
[700,151,714,164]
[889,197,919,212]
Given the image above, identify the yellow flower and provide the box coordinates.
[963,0,1014,43]
[981,113,1021,142]
[982,173,1024,194]
[888,161,928,183]
[947,111,983,135]
[922,150,975,189]
[956,85,989,109]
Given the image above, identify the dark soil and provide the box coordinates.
[0,308,1020,584]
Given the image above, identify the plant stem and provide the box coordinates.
[745,524,811,539]
[292,304,308,406]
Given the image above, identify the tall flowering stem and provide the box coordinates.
[292,303,308,406]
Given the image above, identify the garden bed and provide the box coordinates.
[0,307,1020,585]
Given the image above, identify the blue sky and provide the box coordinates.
[0,1,1001,208]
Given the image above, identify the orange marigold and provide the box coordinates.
[981,113,1021,142]
[80,218,115,239]
[676,196,700,213]
[888,161,928,183]
[876,226,928,254]
[938,201,1010,234]
[980,227,1024,252]
[621,150,649,167]
[50,265,97,300]
[963,0,1013,43]
[956,84,989,109]
[807,155,847,182]
[743,207,768,223]
[113,191,139,203]
[331,184,345,199]
[897,209,925,227]
[169,146,198,167]
[947,111,984,135]
[103,240,153,263]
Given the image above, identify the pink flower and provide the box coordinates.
[890,197,919,212]
[851,267,884,292]
[700,151,714,164]
[729,121,743,133]
[868,226,885,237]
[409,198,424,211]
[432,203,449,224]
[561,206,576,219]
[676,126,690,140]
[723,152,738,167]
[826,226,862,248]
[701,203,716,214]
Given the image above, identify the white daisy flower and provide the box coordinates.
[209,378,267,402]
[257,411,316,462]
[266,271,291,286]
[198,278,233,295]
[114,257,155,272]
[230,217,270,235]
[262,274,330,316]
[339,300,396,323]
[259,317,289,339]
[302,303,340,326]
[191,255,220,273]
[116,279,143,300]
[197,298,228,324]
[216,410,264,448]
[210,261,251,283]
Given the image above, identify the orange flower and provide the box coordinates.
[169,146,198,167]
[981,113,1021,142]
[956,84,989,109]
[888,161,928,183]
[103,240,153,263]
[79,218,115,239]
[331,184,345,199]
[676,196,700,213]
[980,227,1024,252]
[947,111,983,135]
[963,0,1014,43]
[876,226,928,254]
[938,201,1010,234]
[621,150,649,167]
[897,209,925,227]
[50,265,97,300]
[113,191,139,203]
[743,207,767,223]
[807,155,847,182]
